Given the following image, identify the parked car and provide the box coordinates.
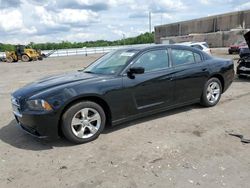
[178,42,212,54]
[237,31,250,78]
[11,45,234,144]
[228,40,247,54]
[239,45,250,58]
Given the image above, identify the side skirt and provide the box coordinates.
[112,99,200,126]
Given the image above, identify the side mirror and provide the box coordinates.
[127,67,145,79]
[128,67,145,74]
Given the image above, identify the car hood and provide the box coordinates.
[13,71,105,99]
[244,31,250,49]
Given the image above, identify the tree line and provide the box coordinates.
[0,32,154,52]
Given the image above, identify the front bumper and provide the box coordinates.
[14,112,60,138]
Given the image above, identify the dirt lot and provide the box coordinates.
[0,49,250,188]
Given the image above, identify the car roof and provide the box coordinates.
[119,44,202,52]
[115,44,212,62]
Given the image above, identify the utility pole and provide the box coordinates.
[122,33,125,45]
[149,11,152,33]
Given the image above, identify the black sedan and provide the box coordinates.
[11,45,234,143]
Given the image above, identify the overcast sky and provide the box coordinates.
[0,0,250,44]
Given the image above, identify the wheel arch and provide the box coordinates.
[58,95,112,137]
[209,74,225,92]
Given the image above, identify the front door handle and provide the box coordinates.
[202,68,208,71]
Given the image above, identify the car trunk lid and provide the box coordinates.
[244,31,250,49]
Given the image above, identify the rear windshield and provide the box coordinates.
[202,42,209,48]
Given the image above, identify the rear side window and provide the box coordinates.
[172,49,195,66]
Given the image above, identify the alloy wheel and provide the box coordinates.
[206,81,221,104]
[71,108,101,139]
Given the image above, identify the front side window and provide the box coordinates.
[132,49,169,72]
[194,52,202,63]
[172,49,196,66]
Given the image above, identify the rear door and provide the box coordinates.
[170,47,209,104]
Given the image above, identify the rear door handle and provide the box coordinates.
[202,68,208,71]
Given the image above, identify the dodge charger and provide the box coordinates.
[11,45,234,144]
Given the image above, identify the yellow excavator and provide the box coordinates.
[5,45,43,63]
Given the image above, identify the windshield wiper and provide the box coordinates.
[84,71,94,74]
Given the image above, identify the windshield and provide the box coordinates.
[84,49,138,75]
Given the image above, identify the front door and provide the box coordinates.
[123,49,175,115]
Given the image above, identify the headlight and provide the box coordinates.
[26,99,53,111]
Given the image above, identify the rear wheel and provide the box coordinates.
[21,54,30,62]
[61,101,106,144]
[200,78,222,107]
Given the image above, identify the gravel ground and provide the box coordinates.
[0,49,250,188]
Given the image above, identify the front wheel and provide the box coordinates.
[21,54,30,62]
[200,78,222,107]
[61,101,106,144]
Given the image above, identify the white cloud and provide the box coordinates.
[0,9,24,32]
[34,6,99,26]
[58,9,99,25]
[235,2,250,11]
[199,0,210,4]
[0,0,249,44]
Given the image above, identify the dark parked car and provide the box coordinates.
[228,40,247,54]
[237,31,250,78]
[239,46,250,58]
[11,45,234,144]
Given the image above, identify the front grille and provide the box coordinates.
[240,62,250,68]
[238,70,250,74]
[238,56,250,68]
[246,63,250,68]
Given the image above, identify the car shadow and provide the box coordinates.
[0,120,75,151]
[0,104,200,151]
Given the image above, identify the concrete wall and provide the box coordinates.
[155,10,250,45]
[159,30,249,48]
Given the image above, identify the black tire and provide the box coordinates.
[61,101,106,144]
[228,51,232,55]
[6,56,14,63]
[200,77,222,107]
[21,54,30,62]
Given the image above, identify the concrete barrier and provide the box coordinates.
[159,30,249,47]
[155,10,250,46]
